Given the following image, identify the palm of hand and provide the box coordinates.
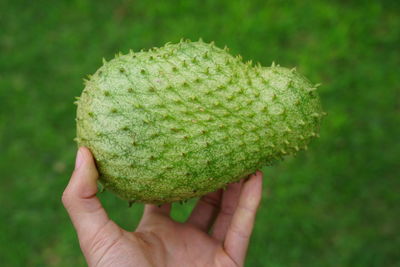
[63,147,263,267]
[94,214,235,267]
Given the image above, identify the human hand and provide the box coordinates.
[62,147,263,267]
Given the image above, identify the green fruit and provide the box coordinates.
[76,39,324,204]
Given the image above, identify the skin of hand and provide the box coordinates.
[62,147,263,267]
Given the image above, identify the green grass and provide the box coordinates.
[1,0,399,266]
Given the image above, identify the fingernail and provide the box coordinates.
[75,147,84,170]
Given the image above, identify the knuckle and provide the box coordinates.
[231,223,250,240]
[238,202,257,215]
[220,204,236,217]
[200,195,221,209]
[201,195,221,209]
[61,190,73,207]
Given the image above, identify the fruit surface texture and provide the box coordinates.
[76,39,324,204]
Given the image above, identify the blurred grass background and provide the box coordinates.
[1,0,399,266]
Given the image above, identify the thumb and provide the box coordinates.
[62,147,110,245]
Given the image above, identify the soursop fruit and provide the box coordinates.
[76,39,325,204]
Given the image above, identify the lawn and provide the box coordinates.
[1,0,399,266]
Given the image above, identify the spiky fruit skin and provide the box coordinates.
[76,40,324,204]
